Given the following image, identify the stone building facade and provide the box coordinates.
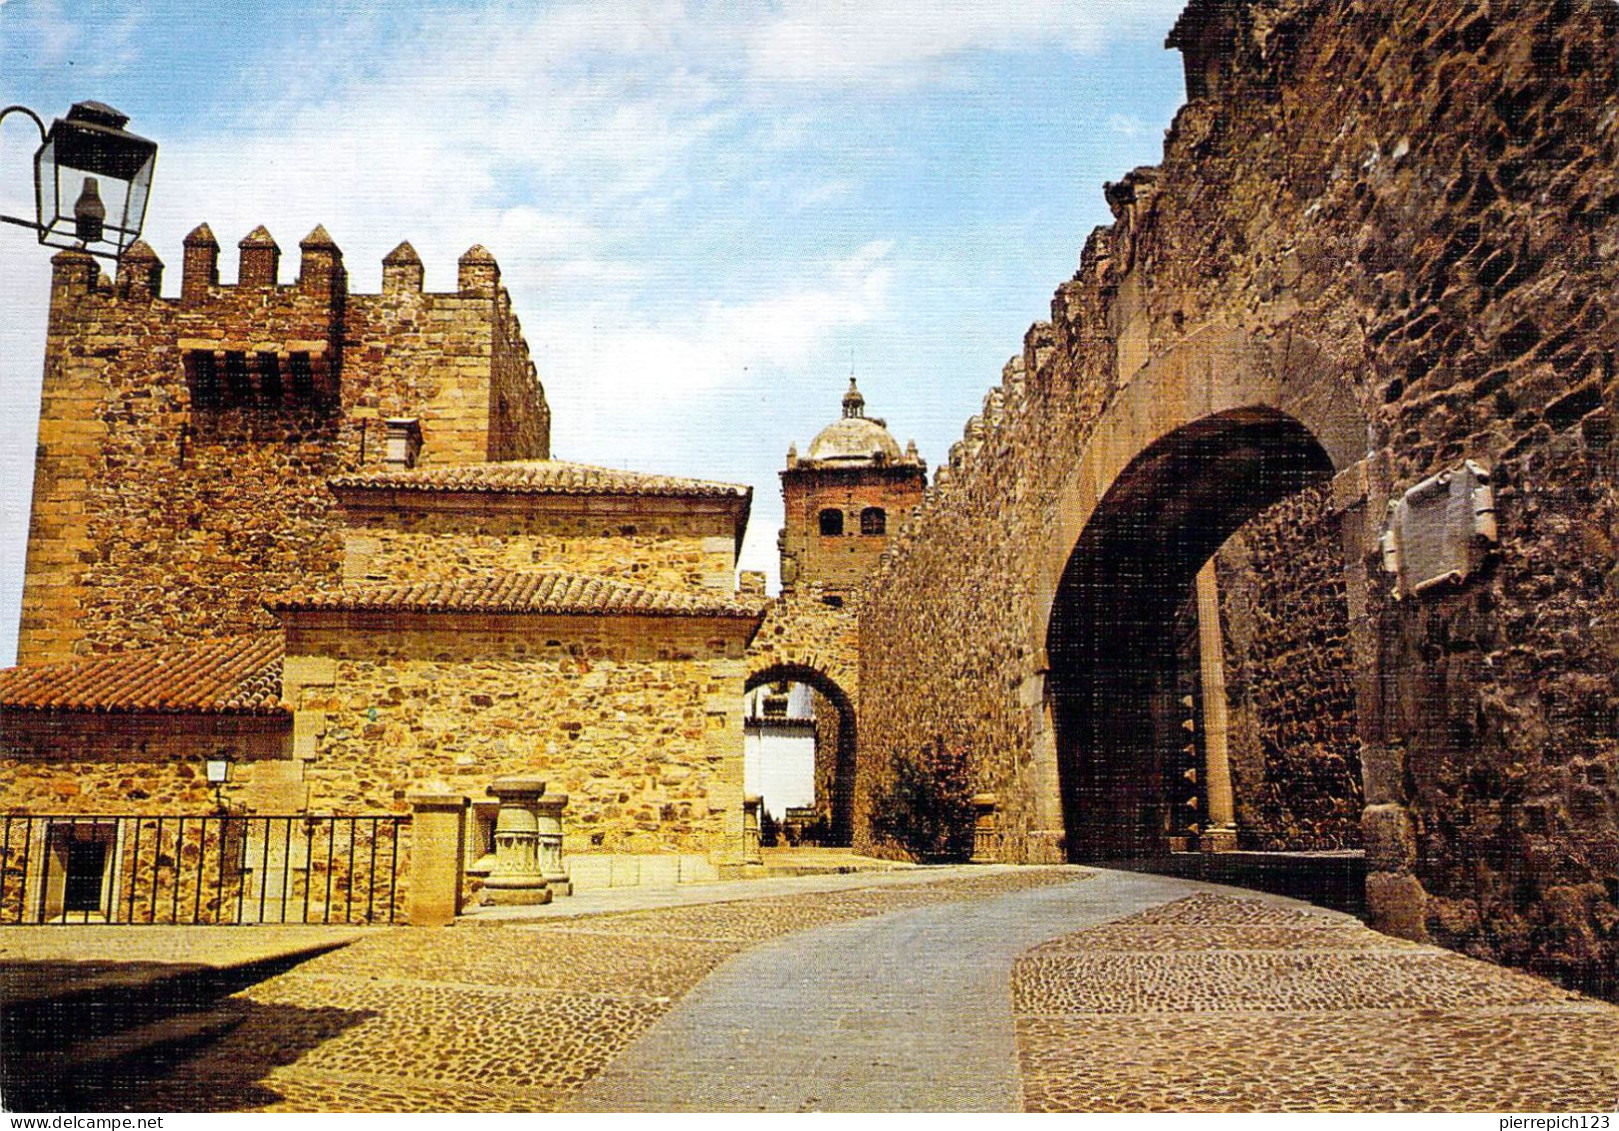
[19,231,549,664]
[857,0,1619,994]
[1,228,763,914]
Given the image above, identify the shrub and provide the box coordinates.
[868,739,975,863]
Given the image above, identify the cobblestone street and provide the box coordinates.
[1014,892,1619,1112]
[112,868,1074,1111]
[56,867,1619,1112]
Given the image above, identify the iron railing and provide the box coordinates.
[0,813,408,925]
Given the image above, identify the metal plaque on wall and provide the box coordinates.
[1381,460,1498,598]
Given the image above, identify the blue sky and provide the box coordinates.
[0,0,1188,664]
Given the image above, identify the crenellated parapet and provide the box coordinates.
[22,224,550,663]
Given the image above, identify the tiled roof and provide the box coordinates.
[0,635,286,716]
[269,571,765,619]
[329,459,750,500]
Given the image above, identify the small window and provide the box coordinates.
[819,509,844,537]
[860,507,887,536]
[223,351,250,405]
[289,352,314,399]
[187,351,220,408]
[256,352,282,402]
[823,594,844,608]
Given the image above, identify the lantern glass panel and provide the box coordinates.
[33,104,156,259]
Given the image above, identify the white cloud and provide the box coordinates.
[747,0,1184,85]
[539,239,893,412]
[1109,113,1150,138]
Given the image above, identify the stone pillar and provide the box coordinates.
[971,793,1000,863]
[408,792,468,927]
[535,793,571,897]
[1195,561,1238,852]
[480,777,552,905]
[743,795,764,865]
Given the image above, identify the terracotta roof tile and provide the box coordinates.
[0,636,286,716]
[269,571,765,619]
[329,459,750,500]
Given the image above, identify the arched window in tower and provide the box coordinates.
[819,509,844,537]
[860,507,887,536]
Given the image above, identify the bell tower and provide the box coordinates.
[778,380,926,603]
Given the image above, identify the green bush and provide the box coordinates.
[868,739,975,863]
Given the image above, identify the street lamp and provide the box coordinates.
[1,101,157,262]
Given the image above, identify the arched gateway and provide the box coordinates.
[1028,327,1371,862]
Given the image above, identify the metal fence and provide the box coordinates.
[0,813,408,925]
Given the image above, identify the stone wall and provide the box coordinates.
[489,290,551,461]
[339,504,738,595]
[859,0,1619,992]
[18,232,546,664]
[748,592,860,701]
[1216,484,1363,850]
[0,714,290,814]
[282,613,750,863]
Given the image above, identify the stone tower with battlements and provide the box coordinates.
[19,226,549,663]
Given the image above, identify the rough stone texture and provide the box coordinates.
[339,505,738,596]
[282,614,751,864]
[19,231,548,664]
[1216,483,1363,849]
[748,593,859,709]
[746,593,860,840]
[0,717,287,813]
[858,0,1619,991]
[1014,893,1619,1111]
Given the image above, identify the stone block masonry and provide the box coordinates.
[858,0,1619,996]
[281,611,754,865]
[19,229,548,664]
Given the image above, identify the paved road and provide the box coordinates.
[567,869,1292,1112]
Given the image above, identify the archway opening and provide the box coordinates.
[1046,406,1363,878]
[744,664,857,847]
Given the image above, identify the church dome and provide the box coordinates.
[805,379,905,464]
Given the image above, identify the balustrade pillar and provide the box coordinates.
[480,777,552,905]
[535,793,571,896]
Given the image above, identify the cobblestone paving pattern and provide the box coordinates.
[1013,893,1619,1112]
[116,869,1073,1112]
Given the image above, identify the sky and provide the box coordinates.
[0,0,1188,665]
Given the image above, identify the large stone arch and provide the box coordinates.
[1031,326,1366,647]
[1025,325,1373,861]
